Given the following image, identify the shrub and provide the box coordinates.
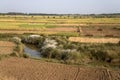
[14,44,23,54]
[105,35,114,37]
[10,51,19,57]
[118,41,120,46]
[90,49,111,62]
[77,45,86,52]
[97,28,103,31]
[85,34,94,37]
[41,47,54,58]
[54,37,67,45]
[113,27,120,30]
[64,43,78,49]
[51,49,61,60]
[22,53,30,58]
[0,54,9,60]
[37,37,45,48]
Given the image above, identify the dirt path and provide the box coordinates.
[0,57,120,80]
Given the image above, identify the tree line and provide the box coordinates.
[0,12,120,18]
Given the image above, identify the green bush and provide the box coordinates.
[41,47,54,58]
[41,47,81,63]
[90,49,111,62]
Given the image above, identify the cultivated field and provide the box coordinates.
[0,15,120,37]
[0,57,120,80]
[0,41,16,54]
[0,15,120,80]
[69,37,120,43]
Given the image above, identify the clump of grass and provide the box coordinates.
[20,53,30,58]
[90,49,111,62]
[53,32,79,37]
[113,27,120,30]
[118,41,120,46]
[10,51,19,57]
[0,54,9,60]
[14,44,23,54]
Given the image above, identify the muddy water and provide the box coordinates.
[24,44,41,58]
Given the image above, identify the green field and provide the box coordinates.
[0,15,120,30]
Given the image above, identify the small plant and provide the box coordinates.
[22,53,30,58]
[14,44,23,54]
[0,54,9,60]
[118,41,120,46]
[10,51,19,57]
[97,28,103,31]
[105,35,114,37]
[85,34,94,37]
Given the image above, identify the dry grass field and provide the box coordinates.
[0,41,16,54]
[0,57,120,80]
[69,37,120,43]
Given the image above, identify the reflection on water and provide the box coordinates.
[24,44,41,58]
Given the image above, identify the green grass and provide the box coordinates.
[0,15,120,30]
[19,24,57,28]
[52,32,79,37]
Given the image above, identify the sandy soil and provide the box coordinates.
[0,41,15,54]
[69,37,120,43]
[0,57,120,80]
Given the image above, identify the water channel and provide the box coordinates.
[23,44,41,58]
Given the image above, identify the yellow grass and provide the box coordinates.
[69,37,120,43]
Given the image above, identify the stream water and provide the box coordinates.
[24,44,41,58]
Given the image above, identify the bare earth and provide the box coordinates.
[0,57,120,80]
[0,41,15,54]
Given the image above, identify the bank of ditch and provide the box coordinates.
[21,35,120,69]
[0,33,120,69]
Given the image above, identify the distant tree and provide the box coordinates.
[53,16,55,19]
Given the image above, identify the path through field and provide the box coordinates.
[0,58,120,80]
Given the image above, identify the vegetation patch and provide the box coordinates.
[19,24,57,29]
[22,35,120,68]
